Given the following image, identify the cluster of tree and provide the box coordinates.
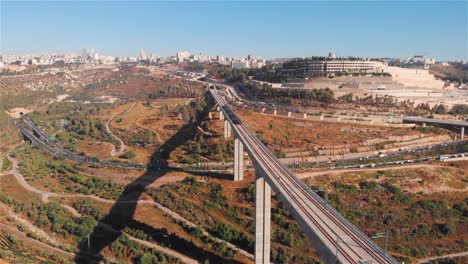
[430,62,468,84]
[145,175,319,263]
[66,114,110,141]
[245,83,335,106]
[338,93,468,116]
[0,111,21,148]
[184,136,234,163]
[415,103,467,116]
[338,93,400,108]
[16,138,121,197]
[126,129,157,147]
[334,71,391,77]
[450,104,468,115]
[322,179,466,259]
[381,182,413,205]
[46,102,107,116]
[1,197,95,241]
[147,85,199,99]
[208,222,254,252]
[19,145,76,180]
[122,218,233,262]
[68,174,123,199]
[182,62,205,73]
[72,200,103,220]
[109,235,181,264]
[210,67,248,83]
[431,104,448,115]
[178,96,208,124]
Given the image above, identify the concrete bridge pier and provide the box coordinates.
[234,137,244,181]
[224,120,232,138]
[462,126,465,139]
[254,173,271,264]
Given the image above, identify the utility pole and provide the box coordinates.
[385,229,389,254]
[324,188,328,205]
[372,230,389,254]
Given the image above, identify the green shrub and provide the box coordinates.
[119,151,136,159]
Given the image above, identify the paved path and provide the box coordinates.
[417,251,468,263]
[105,102,136,157]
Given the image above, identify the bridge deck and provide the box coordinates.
[211,88,398,264]
[403,117,468,127]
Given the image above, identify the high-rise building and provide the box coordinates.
[150,53,157,63]
[176,51,190,62]
[81,48,88,63]
[140,48,147,61]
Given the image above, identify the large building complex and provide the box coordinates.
[279,54,386,77]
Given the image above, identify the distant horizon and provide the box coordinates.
[2,1,467,61]
[2,49,465,62]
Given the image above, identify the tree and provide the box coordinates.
[138,252,156,264]
[450,104,468,115]
[432,104,448,115]
[119,151,136,159]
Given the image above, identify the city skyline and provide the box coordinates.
[1,1,467,61]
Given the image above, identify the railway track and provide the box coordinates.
[211,89,398,263]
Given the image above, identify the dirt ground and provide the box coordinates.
[76,141,114,160]
[236,108,439,150]
[7,107,33,118]
[0,174,41,203]
[309,161,468,194]
[106,99,192,164]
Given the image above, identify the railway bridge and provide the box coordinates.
[208,86,398,264]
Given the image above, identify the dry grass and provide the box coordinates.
[237,108,444,150]
[75,141,114,160]
[311,162,467,194]
[0,174,41,203]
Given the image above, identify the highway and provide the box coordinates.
[16,114,233,173]
[16,115,144,169]
[210,88,398,264]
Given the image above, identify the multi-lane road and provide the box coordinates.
[17,114,144,169]
[210,88,398,264]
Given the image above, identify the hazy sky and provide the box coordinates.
[1,0,467,60]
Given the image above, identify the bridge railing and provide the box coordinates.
[210,89,398,263]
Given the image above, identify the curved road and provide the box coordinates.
[105,102,136,157]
